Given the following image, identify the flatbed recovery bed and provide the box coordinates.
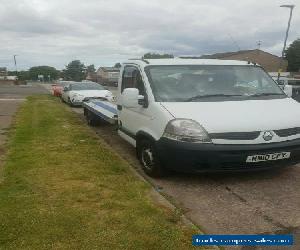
[82,99,118,125]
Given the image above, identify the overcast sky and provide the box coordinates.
[0,0,299,70]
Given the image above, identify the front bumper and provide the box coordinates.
[156,138,300,173]
[70,98,83,106]
[70,101,83,106]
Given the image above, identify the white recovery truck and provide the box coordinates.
[83,59,300,177]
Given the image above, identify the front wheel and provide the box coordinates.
[68,97,74,107]
[137,139,168,178]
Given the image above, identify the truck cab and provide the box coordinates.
[116,59,300,177]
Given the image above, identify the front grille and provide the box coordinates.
[274,127,300,137]
[210,128,300,140]
[209,132,260,140]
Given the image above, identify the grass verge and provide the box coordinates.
[0,95,201,249]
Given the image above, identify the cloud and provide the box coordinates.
[0,0,299,69]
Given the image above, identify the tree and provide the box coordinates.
[17,71,31,81]
[142,53,174,59]
[114,63,121,68]
[8,70,30,81]
[29,66,59,81]
[63,60,86,81]
[87,64,96,73]
[285,38,300,72]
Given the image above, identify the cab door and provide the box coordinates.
[118,65,150,145]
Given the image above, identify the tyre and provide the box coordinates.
[137,138,168,178]
[68,97,74,107]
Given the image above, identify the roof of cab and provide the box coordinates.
[123,58,255,67]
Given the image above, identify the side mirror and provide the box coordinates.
[283,85,293,97]
[122,88,145,108]
[63,87,69,92]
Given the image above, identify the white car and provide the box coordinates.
[83,59,300,177]
[61,82,114,106]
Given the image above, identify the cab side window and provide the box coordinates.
[122,66,146,95]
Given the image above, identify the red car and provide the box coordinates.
[51,81,70,97]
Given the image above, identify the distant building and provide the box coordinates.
[96,67,120,85]
[86,72,97,82]
[0,67,8,80]
[0,67,17,84]
[6,76,17,80]
[187,49,288,72]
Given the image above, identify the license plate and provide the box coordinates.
[246,152,291,163]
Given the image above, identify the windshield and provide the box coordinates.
[59,81,72,87]
[145,65,285,102]
[70,83,106,91]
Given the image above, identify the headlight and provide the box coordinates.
[106,94,115,101]
[163,119,211,143]
[73,94,84,100]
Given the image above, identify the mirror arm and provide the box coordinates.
[138,95,149,108]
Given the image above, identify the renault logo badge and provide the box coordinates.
[263,131,274,141]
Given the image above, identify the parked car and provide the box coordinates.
[83,59,300,177]
[287,78,300,102]
[61,82,114,106]
[52,81,72,97]
[272,76,300,102]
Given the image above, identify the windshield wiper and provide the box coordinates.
[185,94,243,102]
[248,93,285,97]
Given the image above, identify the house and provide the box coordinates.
[0,67,17,84]
[184,49,288,72]
[96,67,120,85]
[6,76,17,81]
[86,72,97,82]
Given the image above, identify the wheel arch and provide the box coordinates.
[136,131,157,156]
[136,131,157,144]
[135,130,169,177]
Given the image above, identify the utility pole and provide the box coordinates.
[13,55,18,73]
[257,41,262,50]
[277,5,295,81]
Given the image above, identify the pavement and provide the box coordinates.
[0,82,47,165]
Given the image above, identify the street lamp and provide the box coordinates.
[278,4,295,81]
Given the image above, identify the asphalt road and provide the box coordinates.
[0,82,47,164]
